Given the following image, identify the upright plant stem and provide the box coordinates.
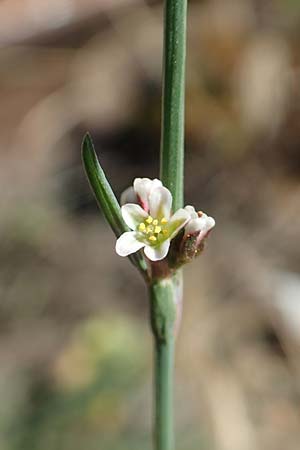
[160,0,187,211]
[154,336,174,450]
[153,1,187,448]
[150,278,177,450]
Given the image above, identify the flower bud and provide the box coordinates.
[168,207,215,268]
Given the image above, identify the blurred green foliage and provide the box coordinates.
[8,316,149,450]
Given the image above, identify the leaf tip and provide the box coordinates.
[82,131,92,151]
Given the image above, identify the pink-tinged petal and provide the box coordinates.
[121,204,148,230]
[133,178,163,212]
[144,240,170,261]
[149,186,172,219]
[168,208,190,239]
[197,217,215,242]
[184,205,198,219]
[115,232,145,257]
[133,178,152,211]
[120,186,138,206]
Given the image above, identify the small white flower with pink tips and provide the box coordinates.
[116,179,190,261]
[116,178,215,262]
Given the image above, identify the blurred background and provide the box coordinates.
[1,0,300,449]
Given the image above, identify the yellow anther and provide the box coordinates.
[154,226,161,234]
[161,217,168,224]
[146,216,153,224]
[153,219,158,226]
[146,226,153,233]
[149,235,157,242]
[163,229,168,235]
[139,223,146,232]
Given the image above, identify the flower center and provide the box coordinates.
[138,215,169,244]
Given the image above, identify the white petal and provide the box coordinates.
[197,220,215,243]
[133,177,152,192]
[151,179,163,190]
[184,205,198,219]
[168,208,190,239]
[149,186,172,219]
[197,214,215,232]
[185,218,202,235]
[120,186,138,206]
[121,204,148,230]
[144,240,170,261]
[204,216,215,231]
[115,232,145,257]
[185,213,215,236]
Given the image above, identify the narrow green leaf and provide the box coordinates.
[82,132,128,238]
[82,132,147,276]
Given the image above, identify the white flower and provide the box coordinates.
[184,205,215,241]
[120,178,162,212]
[116,186,190,261]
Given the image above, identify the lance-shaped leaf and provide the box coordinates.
[82,133,147,274]
[82,133,128,237]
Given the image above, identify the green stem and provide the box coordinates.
[153,0,187,447]
[154,336,174,450]
[150,275,182,450]
[160,0,188,211]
